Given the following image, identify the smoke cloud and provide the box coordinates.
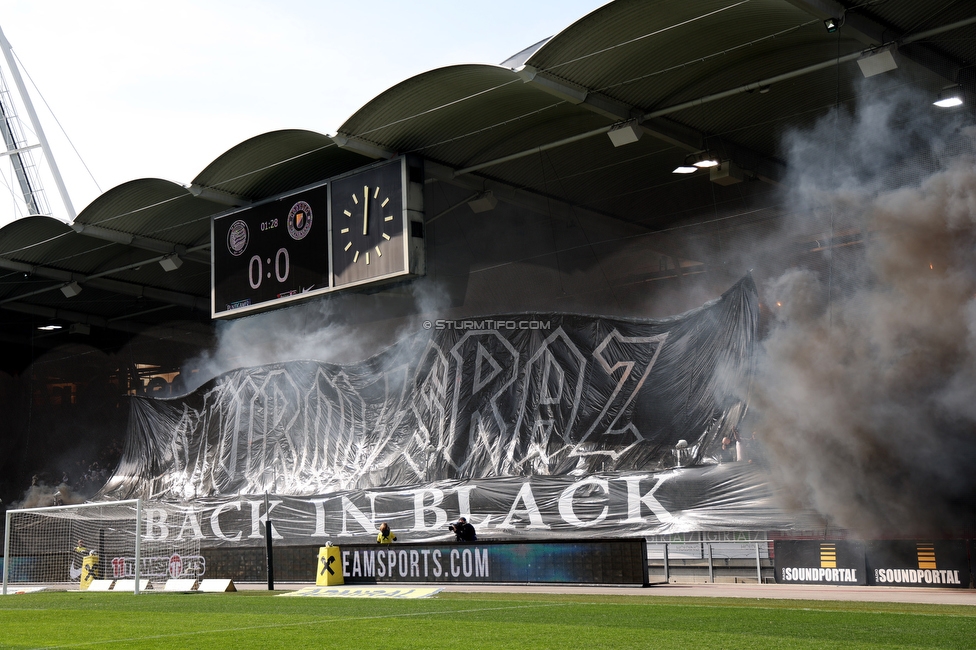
[181,278,449,393]
[750,83,976,536]
[11,481,88,510]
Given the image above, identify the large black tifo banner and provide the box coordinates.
[774,541,867,585]
[89,277,810,545]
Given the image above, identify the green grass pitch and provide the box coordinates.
[0,590,973,649]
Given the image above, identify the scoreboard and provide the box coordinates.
[211,157,425,319]
[212,184,331,317]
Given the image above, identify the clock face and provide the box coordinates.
[330,160,405,287]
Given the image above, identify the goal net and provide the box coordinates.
[3,500,202,594]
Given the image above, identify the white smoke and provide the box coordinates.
[181,278,449,392]
[11,481,88,510]
[750,82,976,536]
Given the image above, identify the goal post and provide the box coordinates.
[2,500,200,595]
[3,499,141,594]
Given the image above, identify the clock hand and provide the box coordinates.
[363,186,369,236]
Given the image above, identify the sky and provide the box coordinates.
[0,0,604,227]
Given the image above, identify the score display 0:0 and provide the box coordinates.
[248,248,290,290]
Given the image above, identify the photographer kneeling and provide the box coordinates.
[448,516,477,543]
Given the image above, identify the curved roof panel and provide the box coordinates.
[192,129,373,200]
[525,0,854,104]
[337,65,588,166]
[72,178,228,258]
[0,215,76,262]
[75,179,197,232]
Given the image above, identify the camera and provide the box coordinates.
[448,524,457,532]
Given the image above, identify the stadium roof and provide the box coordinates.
[0,0,973,372]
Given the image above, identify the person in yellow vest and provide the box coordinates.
[70,540,88,580]
[376,522,397,544]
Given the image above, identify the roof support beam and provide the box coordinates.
[516,66,589,104]
[0,257,80,284]
[3,301,110,328]
[71,222,210,264]
[517,65,782,179]
[518,65,705,152]
[0,252,210,311]
[85,277,210,311]
[187,184,251,207]
[453,125,615,177]
[428,160,627,223]
[331,134,397,159]
[0,301,191,337]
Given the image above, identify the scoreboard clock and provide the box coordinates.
[211,156,424,319]
[330,156,425,289]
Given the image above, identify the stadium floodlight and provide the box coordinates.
[824,17,839,33]
[674,150,719,174]
[693,153,720,168]
[934,86,964,108]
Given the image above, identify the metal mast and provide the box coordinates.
[0,24,76,220]
[0,67,43,215]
